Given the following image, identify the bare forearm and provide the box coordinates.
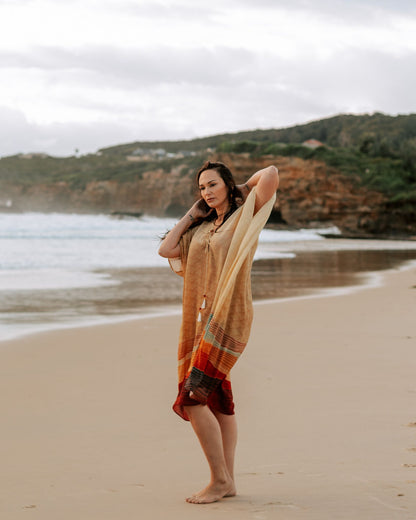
[158,212,194,258]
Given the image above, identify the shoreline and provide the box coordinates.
[2,255,416,345]
[1,237,416,344]
[255,257,416,306]
[1,260,415,519]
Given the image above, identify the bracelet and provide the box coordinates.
[245,183,251,192]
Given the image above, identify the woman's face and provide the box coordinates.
[198,169,229,211]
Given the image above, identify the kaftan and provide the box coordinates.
[169,188,275,421]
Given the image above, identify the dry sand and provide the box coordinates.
[1,265,415,519]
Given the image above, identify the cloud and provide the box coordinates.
[227,0,416,15]
[0,0,415,156]
[0,106,136,157]
[110,0,221,21]
[1,40,415,157]
[0,45,260,88]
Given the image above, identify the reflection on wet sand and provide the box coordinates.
[1,249,416,333]
[251,249,416,299]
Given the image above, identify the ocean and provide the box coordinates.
[0,212,337,291]
[1,212,416,342]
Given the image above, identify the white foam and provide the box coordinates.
[0,269,118,291]
[254,250,296,260]
[259,226,340,243]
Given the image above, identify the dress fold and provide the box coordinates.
[170,188,275,421]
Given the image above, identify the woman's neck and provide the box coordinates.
[215,203,230,224]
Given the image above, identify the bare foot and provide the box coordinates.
[224,485,237,498]
[186,478,236,504]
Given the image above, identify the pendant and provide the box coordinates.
[197,312,201,322]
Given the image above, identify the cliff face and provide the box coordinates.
[2,153,414,235]
[213,153,388,233]
[1,165,194,216]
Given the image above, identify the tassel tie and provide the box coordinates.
[198,230,212,322]
[197,295,207,322]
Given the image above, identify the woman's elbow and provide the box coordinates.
[158,243,179,258]
[267,165,279,190]
[269,165,279,178]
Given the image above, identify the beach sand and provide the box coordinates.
[0,265,415,519]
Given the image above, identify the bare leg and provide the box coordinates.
[212,410,237,495]
[184,404,234,504]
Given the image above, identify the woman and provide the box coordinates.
[158,160,279,504]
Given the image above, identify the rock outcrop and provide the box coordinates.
[1,153,414,235]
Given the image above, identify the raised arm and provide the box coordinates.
[237,165,279,213]
[158,199,212,258]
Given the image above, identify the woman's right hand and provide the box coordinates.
[159,199,212,258]
[187,199,213,221]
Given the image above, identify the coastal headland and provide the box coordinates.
[1,113,415,236]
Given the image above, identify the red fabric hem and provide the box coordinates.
[173,379,235,421]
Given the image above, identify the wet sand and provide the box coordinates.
[1,241,416,341]
[0,262,415,519]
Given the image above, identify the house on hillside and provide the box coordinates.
[0,199,13,211]
[128,147,196,161]
[302,139,325,149]
[128,147,167,161]
[18,152,49,159]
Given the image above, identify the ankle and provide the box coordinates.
[211,474,231,486]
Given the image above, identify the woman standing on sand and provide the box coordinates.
[158,160,279,504]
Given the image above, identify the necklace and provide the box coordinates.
[214,207,230,226]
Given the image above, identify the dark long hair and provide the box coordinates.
[160,161,243,240]
[195,161,243,227]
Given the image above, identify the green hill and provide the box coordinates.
[99,112,416,156]
[1,112,416,206]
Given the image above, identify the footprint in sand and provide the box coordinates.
[406,422,416,427]
[23,505,36,509]
[402,463,416,468]
[407,448,416,452]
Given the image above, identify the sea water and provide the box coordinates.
[0,212,337,291]
[2,212,416,342]
[0,212,343,341]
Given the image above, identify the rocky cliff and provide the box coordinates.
[2,153,414,236]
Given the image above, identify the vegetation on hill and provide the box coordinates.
[0,153,203,190]
[98,112,416,155]
[1,112,415,211]
[218,139,416,203]
[97,112,416,203]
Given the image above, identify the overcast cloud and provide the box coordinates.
[0,0,415,157]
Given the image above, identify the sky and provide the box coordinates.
[0,0,415,157]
